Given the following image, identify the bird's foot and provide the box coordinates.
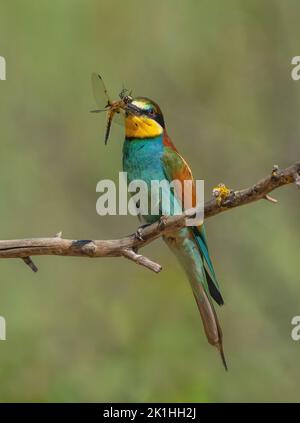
[212,183,233,206]
[135,223,151,242]
[158,215,168,230]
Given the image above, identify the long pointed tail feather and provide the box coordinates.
[193,287,228,371]
[163,230,227,370]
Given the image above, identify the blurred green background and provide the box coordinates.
[0,0,299,402]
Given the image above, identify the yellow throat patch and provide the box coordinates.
[125,115,163,139]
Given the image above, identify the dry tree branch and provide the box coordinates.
[0,162,299,274]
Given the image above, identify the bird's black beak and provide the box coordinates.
[123,102,141,116]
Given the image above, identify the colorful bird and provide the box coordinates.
[91,76,227,369]
[121,97,227,370]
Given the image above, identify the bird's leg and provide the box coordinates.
[158,215,168,230]
[135,214,168,242]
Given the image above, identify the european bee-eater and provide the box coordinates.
[121,97,227,370]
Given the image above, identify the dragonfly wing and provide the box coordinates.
[91,73,111,108]
[111,109,125,126]
[91,73,124,126]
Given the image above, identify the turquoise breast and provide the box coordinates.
[123,136,165,186]
[123,136,165,223]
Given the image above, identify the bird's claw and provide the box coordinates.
[135,223,151,241]
[135,227,144,241]
[158,215,168,230]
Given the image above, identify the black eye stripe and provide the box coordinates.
[143,109,164,127]
[127,103,154,116]
[154,112,165,128]
[126,102,165,128]
[146,109,155,116]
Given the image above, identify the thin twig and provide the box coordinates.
[22,257,38,272]
[122,248,162,273]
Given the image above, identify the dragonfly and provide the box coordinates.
[91,73,133,144]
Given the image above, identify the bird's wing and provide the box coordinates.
[161,135,223,305]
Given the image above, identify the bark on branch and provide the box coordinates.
[1,162,299,274]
